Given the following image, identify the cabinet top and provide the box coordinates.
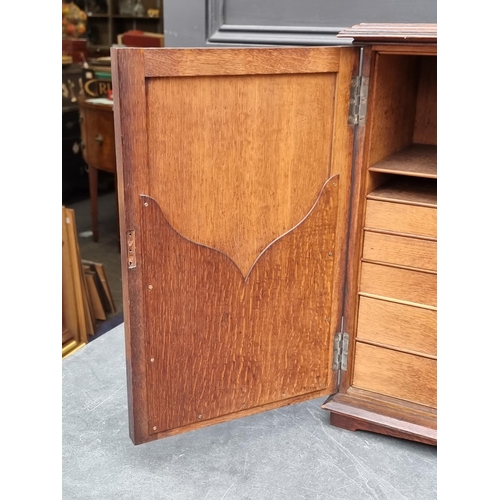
[338,23,437,44]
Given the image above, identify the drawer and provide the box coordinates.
[365,200,436,238]
[362,231,436,271]
[81,108,116,172]
[357,296,436,356]
[359,261,436,307]
[352,343,436,408]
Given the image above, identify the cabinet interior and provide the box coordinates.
[350,51,438,412]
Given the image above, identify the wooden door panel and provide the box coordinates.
[146,73,336,277]
[142,177,338,434]
[112,46,357,443]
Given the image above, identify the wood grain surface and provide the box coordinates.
[112,46,357,444]
[367,177,437,208]
[356,296,436,356]
[367,54,419,167]
[364,200,437,238]
[413,56,437,145]
[352,342,437,408]
[323,395,436,445]
[368,144,436,178]
[146,73,336,278]
[143,47,340,77]
[362,231,437,271]
[81,106,116,173]
[141,177,339,435]
[359,262,436,307]
[111,48,150,444]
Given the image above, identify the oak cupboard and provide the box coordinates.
[110,23,437,445]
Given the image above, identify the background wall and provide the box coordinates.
[162,0,437,47]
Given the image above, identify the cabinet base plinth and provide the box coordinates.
[322,393,436,446]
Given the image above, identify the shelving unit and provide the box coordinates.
[368,144,437,178]
[84,0,163,53]
[357,47,438,421]
[323,30,438,445]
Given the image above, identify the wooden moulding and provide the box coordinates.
[142,47,340,77]
[82,260,117,315]
[111,47,150,444]
[322,392,437,446]
[62,207,89,355]
[337,23,437,44]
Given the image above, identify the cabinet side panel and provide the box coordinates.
[367,54,419,165]
[413,56,437,145]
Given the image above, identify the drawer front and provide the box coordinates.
[362,231,436,271]
[352,343,436,408]
[365,200,436,238]
[82,108,116,172]
[360,262,436,307]
[357,296,436,356]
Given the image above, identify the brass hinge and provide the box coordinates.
[333,332,350,371]
[348,76,369,126]
[126,229,136,269]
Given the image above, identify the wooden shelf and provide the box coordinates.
[367,177,437,208]
[82,1,163,48]
[369,144,437,179]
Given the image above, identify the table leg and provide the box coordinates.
[89,165,99,242]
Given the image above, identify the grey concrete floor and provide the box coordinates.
[62,324,437,500]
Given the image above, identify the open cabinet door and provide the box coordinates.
[111,46,357,444]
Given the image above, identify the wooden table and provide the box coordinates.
[78,98,117,243]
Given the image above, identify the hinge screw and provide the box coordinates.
[153,426,157,431]
[150,358,154,362]
[198,415,203,419]
[148,284,153,290]
[328,252,333,257]
[144,202,149,207]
